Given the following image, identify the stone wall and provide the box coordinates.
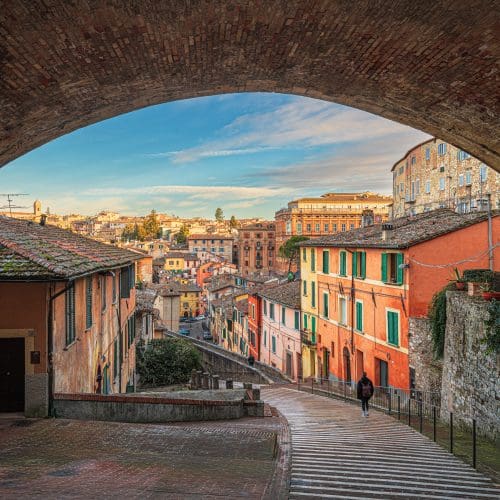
[408,317,443,394]
[440,292,499,439]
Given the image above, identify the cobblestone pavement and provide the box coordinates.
[262,387,500,499]
[0,415,282,499]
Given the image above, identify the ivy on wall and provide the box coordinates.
[429,286,449,359]
[483,299,500,354]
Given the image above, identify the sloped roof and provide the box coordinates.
[300,210,495,249]
[0,216,140,281]
[258,280,301,309]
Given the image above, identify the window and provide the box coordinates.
[457,150,470,161]
[311,316,316,334]
[399,183,404,195]
[439,178,445,191]
[425,181,431,194]
[411,156,416,165]
[355,300,363,332]
[263,300,267,316]
[65,285,76,345]
[306,224,311,232]
[323,292,329,319]
[399,166,404,175]
[302,248,307,262]
[294,311,300,330]
[315,223,320,232]
[303,314,308,330]
[324,223,329,232]
[341,223,346,232]
[480,165,488,182]
[120,265,134,299]
[270,303,275,320]
[310,249,315,272]
[263,330,267,347]
[339,251,347,276]
[286,220,291,234]
[297,222,302,234]
[381,253,404,285]
[415,179,420,195]
[311,281,316,308]
[112,273,117,304]
[438,143,447,156]
[322,250,329,274]
[458,174,464,187]
[387,310,399,346]
[352,251,366,279]
[425,147,430,160]
[281,306,286,325]
[113,337,119,379]
[271,336,276,353]
[333,224,337,232]
[350,223,355,230]
[101,275,107,312]
[339,297,347,325]
[303,280,307,296]
[465,170,472,185]
[85,276,93,329]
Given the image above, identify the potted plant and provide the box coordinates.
[453,268,466,290]
[463,269,495,297]
[481,283,494,301]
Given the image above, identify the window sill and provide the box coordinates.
[63,340,77,351]
[383,281,403,286]
[387,342,400,348]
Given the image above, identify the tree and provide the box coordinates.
[215,207,224,222]
[229,215,238,229]
[176,224,189,244]
[279,236,310,272]
[136,338,202,387]
[143,209,162,239]
[121,223,136,241]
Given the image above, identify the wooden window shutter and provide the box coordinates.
[381,253,388,282]
[352,252,358,276]
[396,253,404,284]
[360,252,366,279]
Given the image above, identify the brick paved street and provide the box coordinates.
[0,415,282,499]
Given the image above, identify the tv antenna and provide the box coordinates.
[0,193,29,217]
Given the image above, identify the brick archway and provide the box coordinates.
[1,1,499,170]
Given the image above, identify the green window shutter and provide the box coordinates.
[323,293,329,318]
[282,306,286,325]
[322,250,329,274]
[340,251,346,276]
[356,302,363,331]
[311,281,316,307]
[294,311,299,330]
[396,253,404,284]
[272,336,276,353]
[86,276,93,329]
[381,253,388,282]
[352,252,358,276]
[311,249,315,272]
[303,280,307,296]
[387,311,399,345]
[303,314,308,330]
[311,316,316,334]
[360,252,366,279]
[303,248,307,262]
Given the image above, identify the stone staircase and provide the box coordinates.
[262,387,499,499]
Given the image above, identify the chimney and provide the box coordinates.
[361,209,374,227]
[381,223,394,241]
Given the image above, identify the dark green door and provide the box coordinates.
[0,338,25,412]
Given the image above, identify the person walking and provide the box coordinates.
[357,371,374,417]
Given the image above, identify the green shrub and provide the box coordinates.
[483,299,500,354]
[136,338,202,387]
[428,283,455,359]
[462,269,494,283]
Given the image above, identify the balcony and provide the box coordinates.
[301,329,317,346]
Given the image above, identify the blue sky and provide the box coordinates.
[0,93,429,218]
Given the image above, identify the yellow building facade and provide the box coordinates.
[300,246,319,378]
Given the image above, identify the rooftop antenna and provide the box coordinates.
[0,193,29,217]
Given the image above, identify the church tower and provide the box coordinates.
[33,199,41,217]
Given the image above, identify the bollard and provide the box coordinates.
[190,369,198,389]
[202,372,209,390]
[472,419,477,469]
[433,406,437,442]
[212,375,219,390]
[226,379,233,390]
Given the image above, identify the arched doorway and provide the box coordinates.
[343,347,351,383]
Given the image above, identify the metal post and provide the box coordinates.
[450,412,454,454]
[419,401,423,433]
[472,419,477,469]
[388,389,392,415]
[397,395,401,420]
[433,406,437,442]
[408,398,411,427]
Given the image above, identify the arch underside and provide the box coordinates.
[1,1,499,170]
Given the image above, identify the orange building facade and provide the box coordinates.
[300,210,498,390]
[275,192,392,272]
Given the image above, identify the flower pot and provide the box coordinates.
[467,282,483,297]
[482,291,494,301]
[455,281,466,290]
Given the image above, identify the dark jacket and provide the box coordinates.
[357,376,374,399]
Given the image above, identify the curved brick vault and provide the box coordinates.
[0,1,499,170]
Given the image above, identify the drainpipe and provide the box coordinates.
[345,249,356,355]
[487,194,494,271]
[48,280,74,417]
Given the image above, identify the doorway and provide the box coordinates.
[356,350,364,380]
[0,338,25,412]
[285,352,293,378]
[343,347,351,383]
[377,358,389,388]
[323,349,330,379]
